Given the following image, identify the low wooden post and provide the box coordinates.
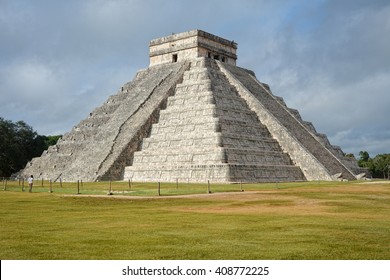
[108,180,112,195]
[21,179,24,192]
[240,180,244,192]
[207,180,211,194]
[3,178,6,191]
[128,179,131,190]
[60,178,62,188]
[49,179,53,193]
[77,180,80,194]
[41,178,44,187]
[158,182,161,196]
[176,178,179,190]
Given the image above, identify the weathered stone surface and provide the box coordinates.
[20,29,363,182]
[20,61,190,181]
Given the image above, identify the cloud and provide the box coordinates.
[239,0,390,155]
[0,0,389,157]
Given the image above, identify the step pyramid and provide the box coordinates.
[20,30,364,182]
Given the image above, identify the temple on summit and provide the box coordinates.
[149,30,237,66]
[20,30,365,182]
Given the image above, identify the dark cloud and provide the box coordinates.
[0,0,389,156]
[240,0,390,156]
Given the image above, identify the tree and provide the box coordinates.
[0,117,61,177]
[359,151,370,163]
[358,151,390,179]
[372,154,390,179]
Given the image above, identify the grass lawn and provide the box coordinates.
[0,180,389,260]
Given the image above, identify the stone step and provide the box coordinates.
[162,104,258,123]
[221,135,281,151]
[215,108,260,122]
[132,153,224,165]
[125,163,305,183]
[182,69,210,81]
[228,164,306,182]
[167,92,214,106]
[167,89,250,110]
[141,134,222,149]
[219,122,272,137]
[215,98,256,112]
[124,163,231,182]
[224,148,292,165]
[156,115,219,127]
[151,121,219,134]
[175,81,212,93]
[158,105,216,121]
[148,128,220,141]
[218,115,266,128]
[132,148,292,166]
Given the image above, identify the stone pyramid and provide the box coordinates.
[20,30,364,182]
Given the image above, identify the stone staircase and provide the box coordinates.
[124,58,306,182]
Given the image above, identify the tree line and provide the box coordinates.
[358,151,390,179]
[0,117,61,177]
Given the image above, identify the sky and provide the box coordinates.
[1,0,389,157]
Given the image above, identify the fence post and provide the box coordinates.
[60,177,62,188]
[108,180,112,195]
[41,178,44,187]
[21,179,24,192]
[207,180,211,194]
[49,179,53,193]
[3,178,6,191]
[158,182,161,196]
[240,180,244,192]
[128,179,131,190]
[176,178,179,190]
[77,180,80,194]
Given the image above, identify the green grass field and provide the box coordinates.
[0,180,389,260]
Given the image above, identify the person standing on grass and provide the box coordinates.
[28,175,33,192]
